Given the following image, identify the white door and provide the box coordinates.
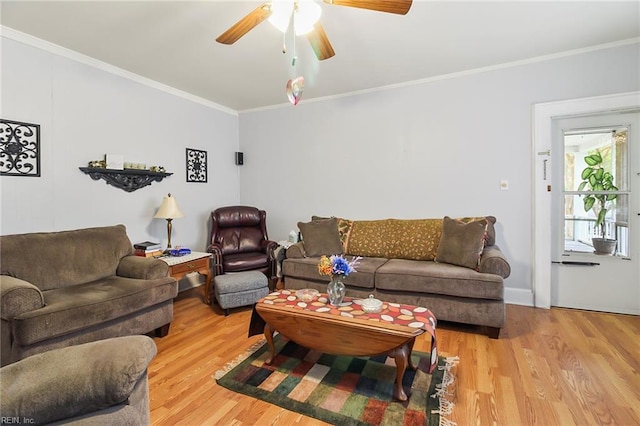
[550,112,639,314]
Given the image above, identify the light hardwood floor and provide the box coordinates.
[149,288,640,425]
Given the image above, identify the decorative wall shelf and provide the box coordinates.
[79,167,173,192]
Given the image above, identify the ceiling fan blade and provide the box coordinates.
[306,21,335,61]
[323,0,412,15]
[216,3,272,45]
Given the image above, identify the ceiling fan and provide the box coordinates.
[216,0,413,61]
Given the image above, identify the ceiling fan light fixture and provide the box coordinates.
[268,0,321,35]
[294,0,322,35]
[268,1,294,33]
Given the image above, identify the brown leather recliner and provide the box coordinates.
[207,206,277,284]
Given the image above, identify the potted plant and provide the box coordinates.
[577,150,618,255]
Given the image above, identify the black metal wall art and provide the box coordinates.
[0,119,41,177]
[186,148,207,183]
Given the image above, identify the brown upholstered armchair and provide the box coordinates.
[207,206,278,283]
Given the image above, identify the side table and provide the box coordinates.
[274,241,293,290]
[158,252,212,303]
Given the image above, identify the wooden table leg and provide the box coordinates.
[407,337,417,370]
[203,270,212,304]
[264,323,276,365]
[389,343,410,402]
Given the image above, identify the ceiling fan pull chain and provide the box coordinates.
[285,11,304,106]
[291,33,297,77]
[282,32,287,54]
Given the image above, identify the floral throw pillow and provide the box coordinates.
[436,216,488,270]
[345,218,443,260]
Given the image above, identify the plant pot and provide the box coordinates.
[592,238,617,255]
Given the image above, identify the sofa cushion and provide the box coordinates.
[221,251,270,271]
[298,218,343,257]
[436,216,487,270]
[372,290,505,329]
[345,219,443,261]
[375,259,503,300]
[0,335,156,425]
[281,257,319,282]
[12,276,177,346]
[282,256,386,290]
[0,225,134,291]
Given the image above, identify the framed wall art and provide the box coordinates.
[186,148,207,183]
[1,119,41,177]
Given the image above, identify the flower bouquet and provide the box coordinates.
[317,255,361,305]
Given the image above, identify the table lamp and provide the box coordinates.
[154,193,184,252]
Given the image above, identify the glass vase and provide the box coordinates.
[327,274,346,306]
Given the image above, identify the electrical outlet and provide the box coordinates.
[500,180,509,190]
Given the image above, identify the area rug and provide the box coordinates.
[214,334,457,426]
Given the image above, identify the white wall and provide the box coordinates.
[2,33,638,300]
[1,36,240,251]
[238,42,640,297]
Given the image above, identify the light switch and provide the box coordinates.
[500,180,509,190]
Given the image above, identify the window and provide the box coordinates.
[563,127,629,256]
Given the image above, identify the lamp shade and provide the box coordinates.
[154,193,184,219]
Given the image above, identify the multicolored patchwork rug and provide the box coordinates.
[215,334,457,426]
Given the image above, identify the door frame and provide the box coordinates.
[532,91,640,309]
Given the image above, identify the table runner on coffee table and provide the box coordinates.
[249,289,438,373]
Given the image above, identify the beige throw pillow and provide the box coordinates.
[436,216,487,270]
[457,215,497,246]
[311,215,354,252]
[298,218,343,257]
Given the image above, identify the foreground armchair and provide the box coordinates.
[0,225,178,366]
[1,335,156,425]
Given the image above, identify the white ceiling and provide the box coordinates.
[1,1,639,112]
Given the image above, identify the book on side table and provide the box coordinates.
[134,249,163,258]
[133,241,162,257]
[134,241,161,250]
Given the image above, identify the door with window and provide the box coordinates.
[550,113,639,314]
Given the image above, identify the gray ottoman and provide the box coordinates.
[213,271,269,316]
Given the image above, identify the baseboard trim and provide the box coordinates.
[505,287,534,307]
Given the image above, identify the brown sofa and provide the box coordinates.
[1,335,156,425]
[282,216,511,338]
[0,225,178,366]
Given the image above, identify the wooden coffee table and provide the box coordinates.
[254,290,437,401]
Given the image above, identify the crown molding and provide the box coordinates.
[3,25,637,116]
[240,37,640,114]
[1,25,238,117]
